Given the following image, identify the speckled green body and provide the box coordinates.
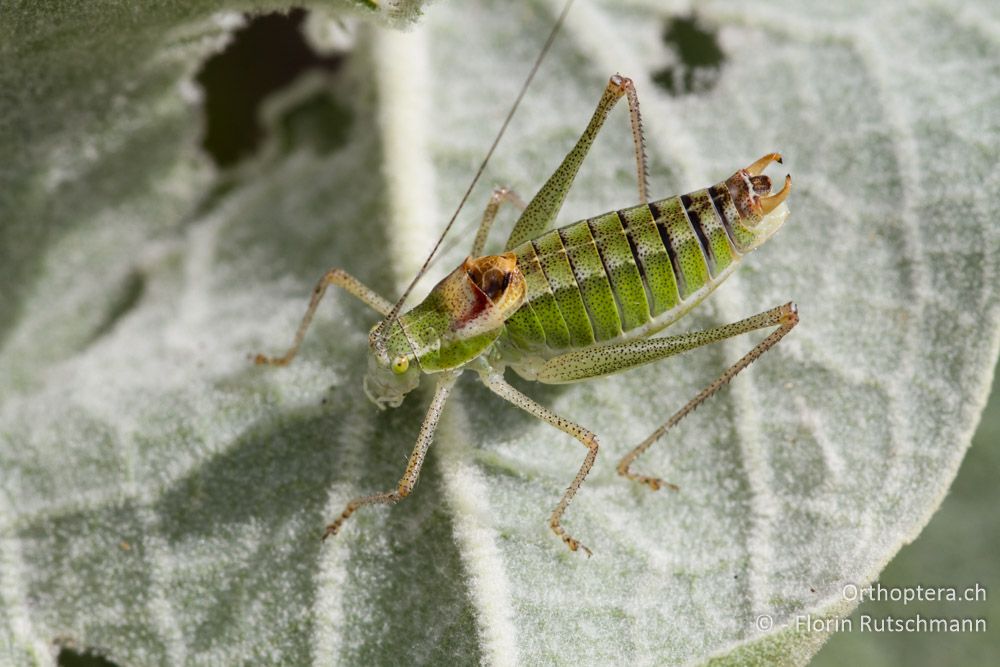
[498,182,755,362]
[256,64,797,556]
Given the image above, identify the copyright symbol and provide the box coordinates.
[755,614,773,631]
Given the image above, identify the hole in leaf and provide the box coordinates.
[276,88,353,156]
[196,8,344,168]
[652,15,725,96]
[57,647,120,667]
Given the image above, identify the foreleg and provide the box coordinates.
[322,372,459,539]
[253,268,391,366]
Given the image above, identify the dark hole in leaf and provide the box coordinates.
[277,89,353,156]
[652,15,725,96]
[196,8,344,167]
[57,647,120,667]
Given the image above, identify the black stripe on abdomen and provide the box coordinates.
[647,200,687,299]
[680,193,716,276]
[709,184,739,249]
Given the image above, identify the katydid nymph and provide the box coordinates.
[253,10,797,557]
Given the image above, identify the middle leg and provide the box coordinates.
[478,369,599,556]
[470,186,527,257]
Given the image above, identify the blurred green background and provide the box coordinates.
[812,353,999,665]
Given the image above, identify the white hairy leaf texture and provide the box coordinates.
[1,0,998,665]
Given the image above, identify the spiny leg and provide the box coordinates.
[505,73,650,250]
[478,370,599,557]
[471,186,527,257]
[534,303,799,491]
[620,304,798,490]
[323,372,459,539]
[621,79,650,204]
[253,268,392,366]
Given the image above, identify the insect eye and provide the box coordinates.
[391,356,409,374]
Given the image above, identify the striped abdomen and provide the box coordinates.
[500,182,748,354]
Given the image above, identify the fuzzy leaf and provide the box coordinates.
[1,0,999,665]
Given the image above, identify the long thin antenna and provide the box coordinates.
[373,0,576,357]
